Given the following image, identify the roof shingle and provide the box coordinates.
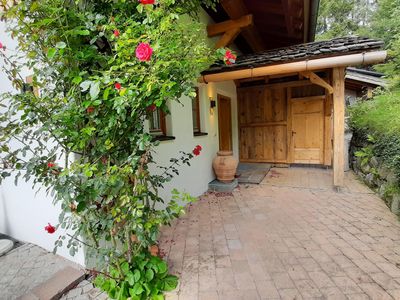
[202,36,384,75]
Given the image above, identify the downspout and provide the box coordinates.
[199,51,387,83]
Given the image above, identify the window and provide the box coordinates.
[192,88,201,133]
[149,108,166,136]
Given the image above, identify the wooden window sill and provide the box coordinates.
[152,135,176,142]
[193,132,208,137]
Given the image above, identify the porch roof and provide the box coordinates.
[346,67,387,89]
[202,36,384,76]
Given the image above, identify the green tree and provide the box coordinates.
[316,0,376,40]
[370,0,400,86]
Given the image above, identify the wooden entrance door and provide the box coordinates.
[218,94,232,151]
[290,96,325,164]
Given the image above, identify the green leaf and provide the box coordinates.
[126,272,135,286]
[47,48,57,59]
[117,282,128,300]
[75,29,90,35]
[145,269,154,281]
[76,202,86,212]
[103,87,111,100]
[152,295,164,300]
[90,81,100,100]
[128,290,141,300]
[163,275,178,292]
[93,275,105,288]
[72,76,83,84]
[80,80,91,92]
[56,41,66,49]
[157,261,167,274]
[131,282,144,295]
[121,262,130,275]
[138,260,147,271]
[133,269,141,282]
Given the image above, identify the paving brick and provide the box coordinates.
[332,276,363,294]
[31,167,400,300]
[358,282,394,299]
[271,272,295,290]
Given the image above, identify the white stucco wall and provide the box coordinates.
[0,21,85,265]
[152,81,238,200]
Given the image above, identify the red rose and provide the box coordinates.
[44,223,56,234]
[136,43,153,62]
[47,162,55,168]
[115,82,122,90]
[113,30,120,37]
[86,106,95,114]
[139,0,155,4]
[193,145,202,156]
[147,104,156,112]
[224,50,236,65]
[0,42,3,50]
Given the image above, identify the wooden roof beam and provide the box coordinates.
[215,27,241,49]
[207,14,253,37]
[220,0,266,52]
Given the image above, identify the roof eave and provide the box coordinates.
[199,50,387,83]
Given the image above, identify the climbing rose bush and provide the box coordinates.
[217,47,237,65]
[0,0,217,299]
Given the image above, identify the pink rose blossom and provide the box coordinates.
[136,43,153,62]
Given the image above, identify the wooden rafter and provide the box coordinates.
[300,71,334,94]
[207,14,253,37]
[214,27,241,49]
[220,0,266,52]
[281,0,294,36]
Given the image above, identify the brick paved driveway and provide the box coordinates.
[160,168,400,300]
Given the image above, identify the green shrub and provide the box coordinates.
[350,89,400,185]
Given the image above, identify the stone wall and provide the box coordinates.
[350,132,400,215]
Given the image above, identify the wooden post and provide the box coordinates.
[332,67,345,187]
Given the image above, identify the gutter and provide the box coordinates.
[199,51,387,83]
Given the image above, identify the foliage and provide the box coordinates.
[316,0,375,40]
[350,90,400,184]
[317,0,400,86]
[349,89,400,134]
[93,253,178,300]
[0,0,217,299]
[370,0,400,87]
[355,145,374,167]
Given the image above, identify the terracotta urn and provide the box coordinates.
[212,151,238,183]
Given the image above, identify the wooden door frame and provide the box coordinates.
[217,94,233,151]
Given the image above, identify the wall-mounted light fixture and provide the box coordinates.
[209,96,216,115]
[210,97,216,108]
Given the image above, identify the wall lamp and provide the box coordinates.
[210,97,216,109]
[209,96,216,115]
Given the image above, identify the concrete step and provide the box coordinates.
[17,266,85,300]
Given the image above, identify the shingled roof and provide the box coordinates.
[202,36,384,75]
